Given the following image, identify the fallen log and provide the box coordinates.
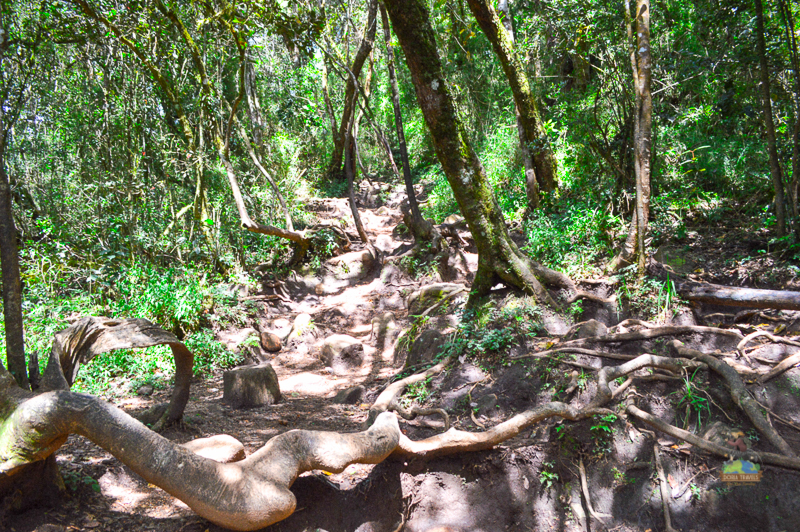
[649,260,800,311]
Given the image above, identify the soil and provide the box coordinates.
[6,183,800,532]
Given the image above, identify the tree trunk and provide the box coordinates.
[609,0,652,272]
[649,260,800,310]
[345,102,370,245]
[496,0,539,210]
[465,0,557,195]
[234,118,294,231]
[778,0,800,236]
[755,0,787,237]
[383,0,571,306]
[328,0,379,181]
[0,154,28,390]
[379,2,435,241]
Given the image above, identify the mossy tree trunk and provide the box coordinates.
[609,0,652,273]
[379,2,436,242]
[466,0,557,197]
[755,0,787,237]
[0,155,27,390]
[778,0,800,235]
[0,27,30,390]
[327,0,378,181]
[383,0,570,306]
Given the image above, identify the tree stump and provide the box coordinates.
[223,363,281,409]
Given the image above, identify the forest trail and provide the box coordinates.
[9,186,800,532]
[252,182,476,399]
[6,184,484,532]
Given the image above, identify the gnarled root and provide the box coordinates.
[626,404,800,470]
[0,390,401,531]
[366,355,456,428]
[591,354,705,407]
[39,317,194,430]
[669,339,796,457]
[392,402,614,459]
[390,400,450,431]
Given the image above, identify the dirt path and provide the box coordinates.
[8,185,800,532]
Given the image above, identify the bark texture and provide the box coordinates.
[755,0,787,236]
[328,0,379,180]
[39,317,194,430]
[649,260,800,310]
[610,0,652,272]
[0,385,401,531]
[380,2,434,241]
[465,0,557,196]
[383,0,566,305]
[0,157,27,389]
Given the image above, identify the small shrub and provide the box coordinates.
[184,330,242,377]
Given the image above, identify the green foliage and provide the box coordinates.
[539,460,559,490]
[309,228,339,270]
[614,265,687,321]
[671,368,711,431]
[185,330,242,378]
[398,243,438,279]
[111,265,208,338]
[590,413,618,456]
[612,467,636,486]
[590,413,618,436]
[523,200,622,277]
[402,376,433,406]
[75,347,164,396]
[61,469,101,493]
[438,296,543,363]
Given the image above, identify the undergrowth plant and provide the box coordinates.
[438,296,544,363]
[672,368,710,432]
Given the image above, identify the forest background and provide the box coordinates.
[2,0,800,439]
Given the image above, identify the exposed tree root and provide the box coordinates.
[0,389,401,531]
[669,340,796,457]
[758,352,800,383]
[366,356,456,428]
[626,404,800,470]
[417,287,466,318]
[392,402,614,459]
[591,354,704,407]
[750,396,800,433]
[512,347,637,362]
[649,260,800,311]
[390,401,450,431]
[578,457,610,524]
[39,317,193,430]
[470,409,486,429]
[608,318,656,333]
[557,325,743,348]
[653,444,679,532]
[737,330,800,351]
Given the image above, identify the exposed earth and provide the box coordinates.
[6,183,800,532]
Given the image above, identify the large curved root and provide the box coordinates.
[512,347,637,362]
[0,390,401,531]
[627,404,800,470]
[390,400,450,431]
[558,325,743,348]
[669,340,796,457]
[591,354,705,408]
[38,317,194,430]
[366,355,456,428]
[392,402,614,459]
[737,330,800,351]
